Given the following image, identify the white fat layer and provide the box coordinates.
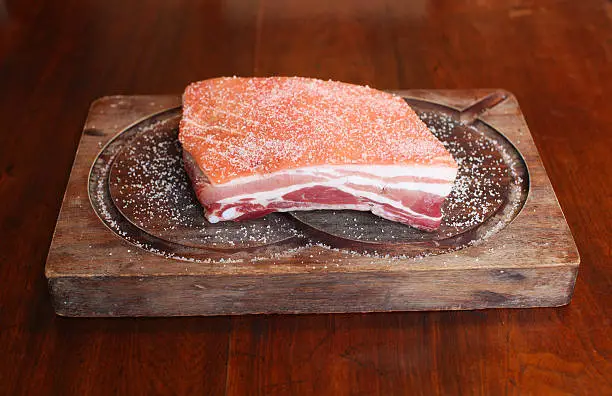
[221,207,239,220]
[216,165,458,186]
[218,177,453,203]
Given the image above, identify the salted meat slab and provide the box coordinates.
[179,77,458,231]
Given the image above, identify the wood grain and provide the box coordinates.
[1,0,611,394]
[45,92,578,316]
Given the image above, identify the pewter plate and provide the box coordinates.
[89,93,529,259]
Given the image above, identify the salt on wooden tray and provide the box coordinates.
[90,96,528,261]
[108,121,298,249]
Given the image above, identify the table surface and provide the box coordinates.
[1,0,611,394]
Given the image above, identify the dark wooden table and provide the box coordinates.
[1,0,611,394]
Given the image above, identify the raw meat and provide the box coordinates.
[179,77,458,231]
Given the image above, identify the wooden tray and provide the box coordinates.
[45,91,579,317]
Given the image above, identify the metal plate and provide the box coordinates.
[107,109,298,250]
[89,94,529,259]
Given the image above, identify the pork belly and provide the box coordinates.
[179,77,457,230]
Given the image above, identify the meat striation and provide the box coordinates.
[179,77,458,231]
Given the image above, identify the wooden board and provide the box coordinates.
[45,91,580,317]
